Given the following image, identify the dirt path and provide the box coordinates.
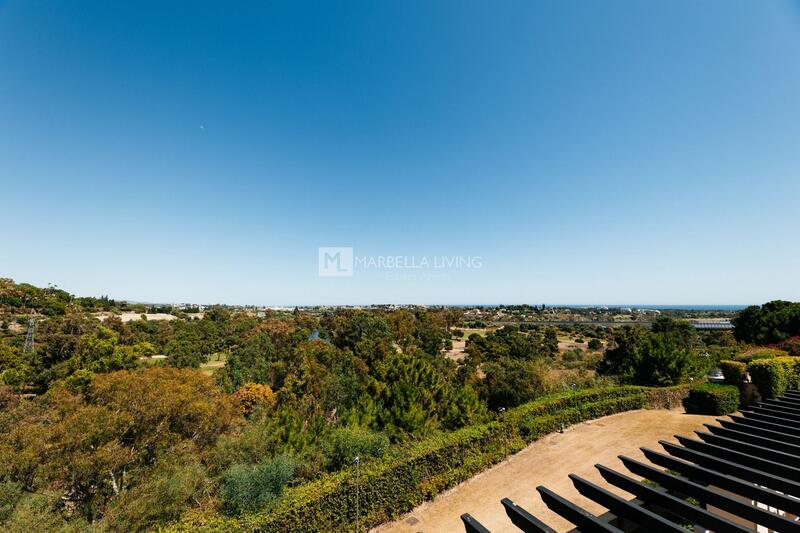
[372,408,719,533]
[444,338,466,361]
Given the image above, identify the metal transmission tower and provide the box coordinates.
[23,312,36,354]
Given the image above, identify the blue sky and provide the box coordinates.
[1,1,799,305]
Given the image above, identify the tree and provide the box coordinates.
[233,383,276,416]
[374,352,448,439]
[414,314,446,356]
[329,310,394,366]
[596,326,647,382]
[479,357,549,410]
[218,332,280,392]
[102,454,207,531]
[636,333,692,386]
[165,339,205,368]
[651,317,697,349]
[732,301,800,344]
[598,327,693,386]
[0,368,241,521]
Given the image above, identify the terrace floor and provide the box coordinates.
[372,407,719,533]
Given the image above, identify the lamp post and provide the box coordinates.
[354,456,360,532]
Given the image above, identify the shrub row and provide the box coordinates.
[641,384,693,409]
[718,360,749,406]
[682,383,739,415]
[735,348,788,364]
[719,360,747,385]
[748,356,800,399]
[168,385,688,533]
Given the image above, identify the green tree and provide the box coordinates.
[596,326,648,382]
[218,332,280,391]
[479,357,549,410]
[732,301,800,344]
[375,352,447,439]
[636,333,692,386]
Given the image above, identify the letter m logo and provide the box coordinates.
[318,247,354,277]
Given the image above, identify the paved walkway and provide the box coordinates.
[372,408,719,533]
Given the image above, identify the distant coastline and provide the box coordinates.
[449,304,748,311]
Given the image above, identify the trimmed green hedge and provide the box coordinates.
[735,349,788,364]
[642,384,693,409]
[719,360,747,385]
[748,357,800,399]
[167,385,690,533]
[682,383,739,415]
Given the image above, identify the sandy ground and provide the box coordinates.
[6,321,24,334]
[95,312,178,322]
[444,338,467,361]
[372,408,720,533]
[200,358,226,375]
[557,337,590,353]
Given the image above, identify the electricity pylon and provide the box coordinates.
[23,312,36,354]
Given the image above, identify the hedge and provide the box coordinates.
[642,384,693,409]
[682,383,739,415]
[167,385,689,533]
[735,349,788,364]
[748,357,800,399]
[719,360,747,385]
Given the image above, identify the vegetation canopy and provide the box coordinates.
[0,279,795,531]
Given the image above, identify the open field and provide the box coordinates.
[372,408,718,533]
[95,312,178,322]
[444,328,490,361]
[200,353,228,375]
[557,338,589,352]
[463,328,489,336]
[444,338,467,361]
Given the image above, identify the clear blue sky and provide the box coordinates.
[2,1,799,305]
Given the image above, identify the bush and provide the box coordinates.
[588,339,603,351]
[103,458,207,531]
[683,384,739,415]
[642,384,692,409]
[748,357,800,399]
[517,395,646,439]
[220,456,295,515]
[776,336,800,356]
[1,491,89,532]
[323,427,389,472]
[735,348,788,364]
[0,481,21,522]
[479,358,548,410]
[719,360,747,385]
[233,383,276,416]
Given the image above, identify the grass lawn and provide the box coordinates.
[200,352,228,375]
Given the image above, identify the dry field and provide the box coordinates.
[95,312,178,322]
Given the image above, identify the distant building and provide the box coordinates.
[636,308,662,314]
[692,320,734,330]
